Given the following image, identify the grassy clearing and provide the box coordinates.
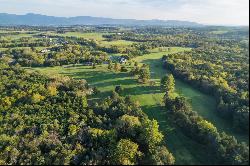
[54,32,107,41]
[210,30,229,35]
[27,47,209,164]
[2,33,37,39]
[134,48,248,144]
[0,48,8,51]
[101,40,135,47]
[0,46,51,51]
[52,32,136,47]
[28,47,248,164]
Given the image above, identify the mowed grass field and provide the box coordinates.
[0,47,50,51]
[134,48,248,143]
[0,32,38,39]
[53,32,136,47]
[0,32,134,52]
[0,31,45,51]
[0,48,8,51]
[28,47,248,164]
[55,32,107,41]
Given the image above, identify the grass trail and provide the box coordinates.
[134,49,248,143]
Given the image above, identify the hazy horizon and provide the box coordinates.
[0,0,249,26]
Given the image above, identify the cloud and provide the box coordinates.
[0,0,249,25]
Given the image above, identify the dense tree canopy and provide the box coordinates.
[163,76,249,165]
[0,62,174,165]
[164,46,249,132]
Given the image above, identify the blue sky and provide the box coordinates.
[0,0,249,25]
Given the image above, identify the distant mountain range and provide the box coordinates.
[0,13,203,27]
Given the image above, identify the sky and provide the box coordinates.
[0,0,249,26]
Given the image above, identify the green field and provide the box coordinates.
[54,32,107,41]
[134,48,248,143]
[0,31,41,51]
[1,32,37,39]
[101,40,135,47]
[52,32,136,47]
[0,32,135,51]
[0,46,50,51]
[0,48,8,51]
[210,30,229,35]
[28,47,248,164]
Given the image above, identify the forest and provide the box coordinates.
[0,61,174,165]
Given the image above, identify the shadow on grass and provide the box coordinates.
[140,59,166,79]
[141,105,167,123]
[141,105,218,165]
[123,85,162,96]
[88,91,113,105]
[59,70,130,83]
[93,78,137,88]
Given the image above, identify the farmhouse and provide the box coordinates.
[117,32,125,35]
[120,57,127,64]
[41,49,50,53]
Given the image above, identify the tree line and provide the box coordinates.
[163,46,249,133]
[162,74,249,165]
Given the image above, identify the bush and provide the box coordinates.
[115,86,124,94]
[121,66,128,72]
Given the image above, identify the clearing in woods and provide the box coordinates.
[29,46,248,164]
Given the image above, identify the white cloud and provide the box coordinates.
[0,0,249,25]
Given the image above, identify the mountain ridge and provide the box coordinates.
[0,13,203,27]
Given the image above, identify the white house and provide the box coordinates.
[41,49,50,53]
[120,58,127,64]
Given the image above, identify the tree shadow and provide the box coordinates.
[122,85,163,96]
[140,105,175,133]
[88,91,113,104]
[59,69,129,83]
[93,78,137,88]
[140,59,166,79]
